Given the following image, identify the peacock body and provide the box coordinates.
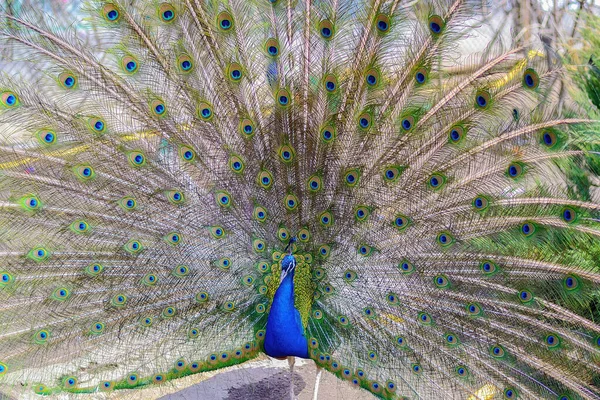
[0,0,599,399]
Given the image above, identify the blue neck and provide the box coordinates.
[263,268,309,359]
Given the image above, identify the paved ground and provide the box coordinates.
[157,357,374,400]
[0,357,375,400]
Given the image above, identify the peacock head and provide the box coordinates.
[280,237,298,283]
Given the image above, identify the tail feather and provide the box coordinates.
[0,1,599,399]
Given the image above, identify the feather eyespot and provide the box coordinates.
[198,102,213,121]
[564,274,579,291]
[253,206,267,222]
[255,261,269,273]
[253,238,266,252]
[277,227,289,241]
[88,117,106,134]
[480,260,498,275]
[375,14,390,33]
[445,333,460,346]
[320,125,336,143]
[265,38,279,57]
[215,257,231,270]
[0,272,14,287]
[217,11,234,31]
[428,15,445,34]
[318,245,330,258]
[1,91,18,108]
[162,306,176,317]
[102,3,121,22]
[523,68,539,89]
[436,231,454,246]
[395,336,406,347]
[386,381,396,393]
[59,72,77,89]
[355,206,370,221]
[158,3,176,22]
[365,68,380,87]
[428,174,446,190]
[473,195,489,210]
[85,263,103,277]
[173,265,189,277]
[102,4,120,22]
[411,363,422,375]
[398,259,415,274]
[343,270,357,283]
[324,74,338,92]
[71,219,90,234]
[418,312,432,325]
[164,231,181,245]
[344,168,360,187]
[51,287,70,301]
[123,239,143,254]
[276,88,291,107]
[179,145,196,162]
[466,303,482,316]
[21,194,42,211]
[121,56,138,74]
[29,246,50,261]
[358,112,372,129]
[177,54,193,73]
[111,294,127,307]
[415,68,428,84]
[150,99,167,117]
[319,211,333,227]
[279,145,295,163]
[520,222,535,237]
[363,307,376,319]
[519,289,534,303]
[490,344,506,358]
[386,293,399,305]
[393,214,410,231]
[358,244,372,256]
[284,194,298,211]
[240,118,255,137]
[434,275,450,288]
[189,361,202,372]
[228,63,243,81]
[166,190,185,204]
[63,377,78,388]
[127,151,146,167]
[307,175,322,192]
[127,374,138,385]
[196,291,209,303]
[545,334,560,348]
[401,115,414,132]
[228,155,245,173]
[507,162,524,178]
[541,131,558,148]
[504,388,518,399]
[319,19,334,39]
[34,329,50,344]
[475,90,491,109]
[455,366,468,377]
[562,207,576,223]
[298,228,310,242]
[215,190,231,207]
[448,125,465,143]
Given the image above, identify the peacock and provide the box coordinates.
[1,0,600,399]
